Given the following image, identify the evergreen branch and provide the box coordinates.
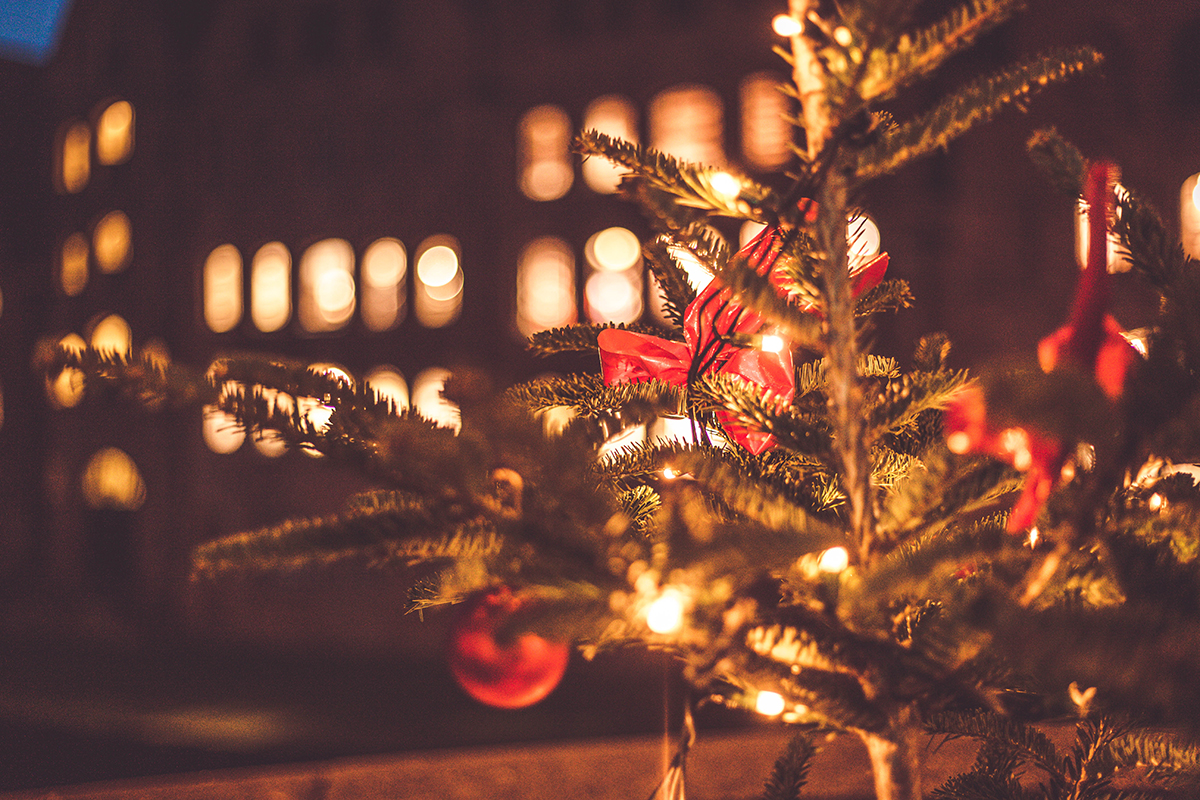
[1107,730,1200,782]
[644,238,700,329]
[926,710,1064,782]
[856,0,1022,102]
[856,47,1103,181]
[865,369,973,444]
[762,732,818,800]
[708,254,826,350]
[928,771,1025,800]
[575,130,776,221]
[618,485,661,536]
[46,345,214,409]
[694,372,835,461]
[508,374,685,419]
[526,321,675,357]
[1027,127,1089,198]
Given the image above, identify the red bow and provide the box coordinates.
[598,226,888,454]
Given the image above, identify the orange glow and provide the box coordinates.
[48,334,87,408]
[649,85,724,167]
[96,100,134,165]
[82,448,146,510]
[517,237,576,336]
[585,269,642,323]
[57,120,90,193]
[251,242,292,333]
[365,366,409,413]
[740,72,792,171]
[90,313,131,354]
[1076,187,1131,272]
[299,238,356,332]
[582,96,638,193]
[1181,174,1200,261]
[93,210,132,274]
[586,227,641,272]
[60,232,89,296]
[203,403,245,454]
[519,105,574,201]
[361,238,407,332]
[415,237,463,328]
[771,13,802,37]
[412,368,461,432]
[204,244,243,333]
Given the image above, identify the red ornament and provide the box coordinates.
[448,587,570,709]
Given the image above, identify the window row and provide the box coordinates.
[516,217,882,337]
[203,235,463,334]
[518,73,793,201]
[55,100,136,194]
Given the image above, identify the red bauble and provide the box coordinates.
[448,587,570,709]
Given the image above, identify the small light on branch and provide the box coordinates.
[710,170,743,203]
[646,589,686,635]
[817,546,849,573]
[755,690,786,716]
[771,13,802,37]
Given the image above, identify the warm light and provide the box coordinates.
[946,431,972,454]
[412,368,461,432]
[649,85,724,166]
[760,334,785,354]
[82,447,146,510]
[1076,187,1131,272]
[662,467,680,480]
[1028,527,1040,548]
[817,546,850,573]
[203,404,245,454]
[582,95,638,193]
[415,237,463,328]
[95,100,134,165]
[204,244,243,333]
[771,13,802,37]
[365,366,409,412]
[60,232,89,296]
[597,422,646,462]
[586,269,642,323]
[1181,174,1200,261]
[90,313,131,354]
[586,227,641,272]
[93,210,132,273]
[300,238,356,331]
[740,72,792,171]
[519,105,574,201]
[362,238,407,332]
[847,214,881,260]
[755,691,786,716]
[741,221,768,247]
[1148,492,1165,512]
[646,589,685,634]
[251,242,292,333]
[48,334,87,409]
[538,405,577,437]
[57,120,90,193]
[252,432,288,458]
[517,237,576,336]
[833,26,853,46]
[710,171,742,202]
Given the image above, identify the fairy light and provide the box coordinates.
[755,691,786,716]
[817,546,850,573]
[771,13,802,37]
[759,334,785,354]
[662,467,680,480]
[710,170,742,202]
[646,589,685,635]
[946,431,972,454]
[1028,527,1040,548]
[1148,493,1165,512]
[833,26,853,46]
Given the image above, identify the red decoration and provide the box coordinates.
[448,587,570,709]
[597,225,889,454]
[1037,161,1139,400]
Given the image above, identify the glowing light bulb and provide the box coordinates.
[662,467,680,480]
[760,334,785,354]
[1192,178,1200,215]
[817,546,849,573]
[710,171,742,202]
[1028,527,1040,548]
[646,590,685,635]
[1148,493,1165,512]
[772,13,802,37]
[946,431,972,454]
[833,26,853,46]
[755,691,786,716]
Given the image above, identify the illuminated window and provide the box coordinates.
[204,244,243,333]
[56,120,90,193]
[251,241,292,332]
[1182,174,1200,261]
[412,367,461,432]
[93,210,132,274]
[518,105,574,201]
[649,85,724,166]
[414,235,463,328]
[249,387,293,458]
[60,232,89,296]
[585,226,643,324]
[361,237,407,332]
[517,237,576,336]
[365,366,409,412]
[47,334,86,408]
[203,402,245,454]
[1076,185,1131,272]
[740,72,791,171]
[582,95,637,193]
[299,238,356,332]
[82,447,146,511]
[90,313,131,354]
[95,100,134,166]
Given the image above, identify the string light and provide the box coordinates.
[771,14,802,37]
[817,546,849,573]
[710,171,742,202]
[646,589,685,635]
[759,334,785,354]
[755,691,786,716]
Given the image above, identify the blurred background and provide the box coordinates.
[0,0,1197,791]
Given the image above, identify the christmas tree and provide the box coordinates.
[46,1,1200,798]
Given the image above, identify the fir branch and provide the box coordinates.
[707,253,826,350]
[46,345,215,409]
[644,238,700,328]
[856,47,1103,182]
[856,0,1022,103]
[509,374,685,419]
[695,372,835,461]
[618,484,661,536]
[928,771,1025,800]
[575,130,775,221]
[762,732,817,800]
[865,369,973,444]
[926,710,1064,782]
[526,321,674,357]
